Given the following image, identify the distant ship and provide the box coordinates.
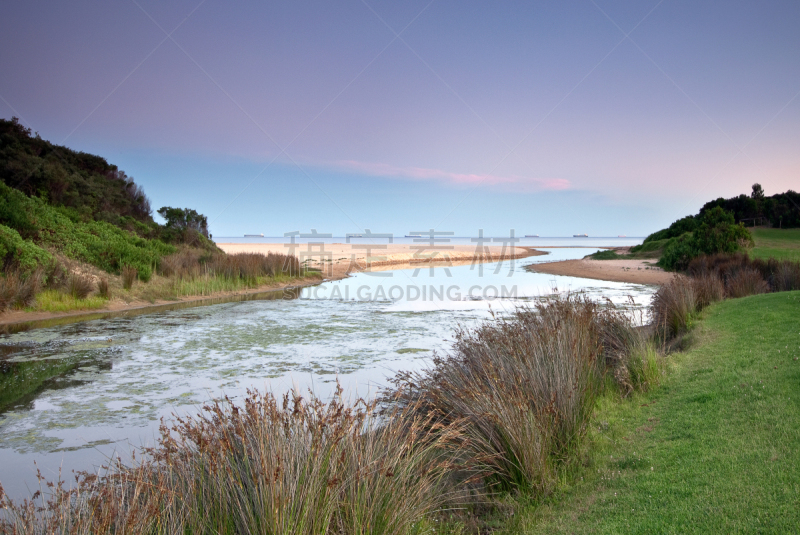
[244,233,264,238]
[618,235,626,238]
[524,234,539,238]
[573,234,588,237]
[405,234,423,238]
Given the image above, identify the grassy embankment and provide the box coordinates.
[591,228,800,266]
[750,228,800,262]
[506,290,800,533]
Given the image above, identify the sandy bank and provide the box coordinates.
[527,255,672,285]
[217,243,543,279]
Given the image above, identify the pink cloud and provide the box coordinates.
[335,160,571,191]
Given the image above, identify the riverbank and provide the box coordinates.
[526,248,672,285]
[507,290,800,533]
[0,274,323,332]
[0,245,543,331]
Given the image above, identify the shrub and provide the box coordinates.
[643,215,697,244]
[0,224,52,274]
[0,182,173,279]
[658,208,753,271]
[658,233,697,272]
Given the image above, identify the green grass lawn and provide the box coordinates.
[506,291,800,534]
[750,228,800,261]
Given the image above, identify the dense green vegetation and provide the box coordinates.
[656,206,753,271]
[0,116,222,281]
[702,183,800,229]
[1,117,154,229]
[508,291,800,533]
[629,184,800,271]
[1,181,174,280]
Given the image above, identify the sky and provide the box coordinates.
[1,0,799,237]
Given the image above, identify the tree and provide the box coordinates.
[658,207,753,271]
[751,183,765,200]
[157,207,209,238]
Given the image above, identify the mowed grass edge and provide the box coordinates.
[506,291,800,534]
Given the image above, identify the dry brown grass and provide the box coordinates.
[387,295,630,496]
[97,277,111,299]
[725,267,769,298]
[0,385,466,535]
[0,269,42,312]
[651,276,698,339]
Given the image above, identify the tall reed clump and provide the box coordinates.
[0,269,42,312]
[687,252,800,294]
[650,276,699,340]
[725,267,769,298]
[594,306,662,395]
[159,250,303,284]
[0,385,465,535]
[121,265,137,290]
[388,295,612,496]
[97,277,111,299]
[66,272,95,299]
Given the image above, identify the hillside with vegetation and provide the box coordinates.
[592,184,800,271]
[0,117,307,315]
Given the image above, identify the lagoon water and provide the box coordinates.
[0,246,655,500]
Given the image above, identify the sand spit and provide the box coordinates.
[216,243,543,279]
[527,254,672,285]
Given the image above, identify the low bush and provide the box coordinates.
[0,182,174,280]
[588,250,623,260]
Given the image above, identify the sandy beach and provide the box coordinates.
[217,242,542,279]
[527,254,672,285]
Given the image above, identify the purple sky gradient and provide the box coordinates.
[1,0,799,236]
